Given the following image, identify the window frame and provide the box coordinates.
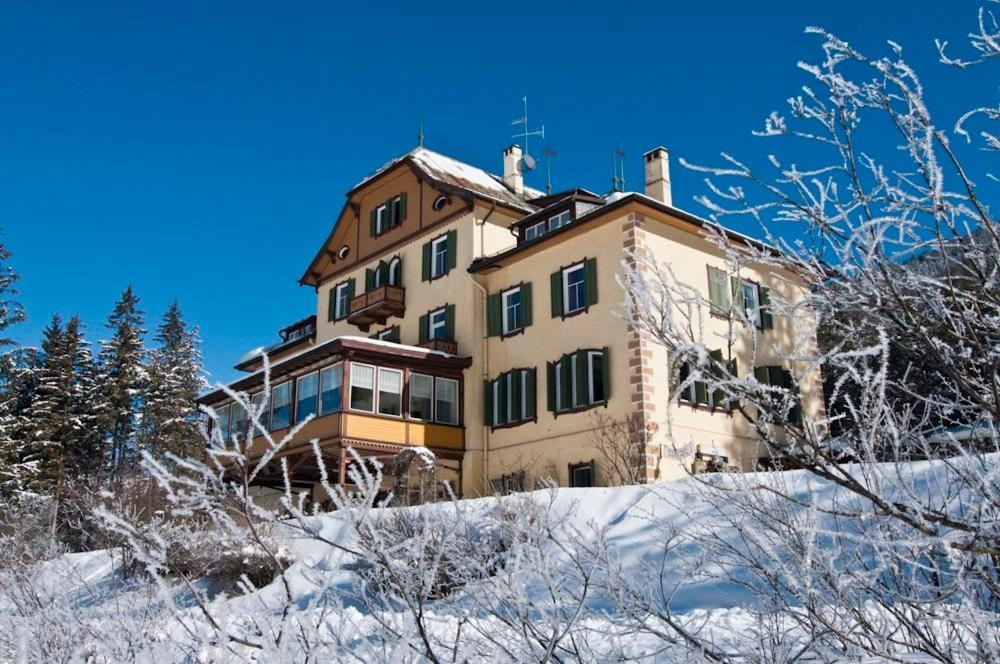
[375,203,389,235]
[588,350,606,405]
[548,209,571,232]
[376,367,404,418]
[429,306,448,340]
[376,327,398,342]
[741,279,762,328]
[319,363,343,415]
[434,376,459,425]
[562,262,587,316]
[294,370,319,425]
[569,460,595,488]
[251,391,268,431]
[348,362,376,413]
[501,286,523,335]
[216,402,232,441]
[269,381,292,431]
[408,372,435,422]
[333,281,352,320]
[524,220,546,242]
[388,257,401,286]
[431,235,449,279]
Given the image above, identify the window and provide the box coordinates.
[376,327,399,342]
[485,368,536,427]
[389,196,403,228]
[409,373,434,421]
[320,364,343,414]
[332,281,352,320]
[295,372,319,424]
[270,382,292,430]
[231,402,247,441]
[388,257,401,286]
[350,363,375,412]
[754,364,801,425]
[435,377,459,425]
[429,307,448,340]
[551,259,597,318]
[548,210,571,231]
[375,204,388,235]
[377,368,403,417]
[742,281,761,327]
[372,264,384,288]
[502,287,522,334]
[707,266,730,313]
[432,194,449,211]
[548,348,609,413]
[524,221,546,241]
[678,349,736,412]
[252,392,268,431]
[431,235,448,278]
[216,403,231,441]
[569,461,595,488]
[563,264,586,314]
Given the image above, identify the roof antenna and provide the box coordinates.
[611,146,626,192]
[543,147,557,195]
[417,115,425,148]
[510,96,544,177]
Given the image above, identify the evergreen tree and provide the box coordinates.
[98,286,147,474]
[142,301,205,460]
[19,315,69,493]
[0,240,25,348]
[0,347,40,494]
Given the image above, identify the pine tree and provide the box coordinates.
[0,347,40,494]
[98,286,147,474]
[142,301,205,460]
[19,315,69,493]
[0,240,25,348]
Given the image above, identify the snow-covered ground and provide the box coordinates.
[1,459,988,661]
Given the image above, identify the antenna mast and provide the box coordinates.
[417,115,425,148]
[543,147,557,195]
[611,147,626,192]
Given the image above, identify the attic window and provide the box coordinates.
[432,195,449,211]
[337,246,350,260]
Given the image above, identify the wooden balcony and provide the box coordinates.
[418,338,458,355]
[348,285,405,331]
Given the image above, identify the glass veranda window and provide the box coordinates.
[251,392,268,431]
[216,403,231,441]
[270,382,292,430]
[320,363,343,414]
[435,377,459,425]
[377,368,403,417]
[409,373,434,421]
[350,363,375,412]
[295,371,319,424]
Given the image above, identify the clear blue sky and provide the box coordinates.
[1,1,987,385]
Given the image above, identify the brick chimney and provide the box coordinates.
[502,144,523,195]
[643,146,672,206]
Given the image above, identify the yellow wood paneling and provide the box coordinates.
[344,413,407,444]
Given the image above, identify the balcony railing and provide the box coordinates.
[347,285,405,331]
[418,338,458,355]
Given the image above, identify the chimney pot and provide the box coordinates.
[643,146,672,206]
[503,144,524,195]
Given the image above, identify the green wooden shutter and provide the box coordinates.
[550,270,563,317]
[561,356,574,409]
[526,367,537,419]
[399,192,407,223]
[377,261,389,286]
[584,258,598,306]
[754,366,770,384]
[678,361,690,398]
[768,365,783,387]
[365,269,374,291]
[421,242,432,281]
[759,287,773,330]
[418,313,429,343]
[369,209,377,237]
[708,267,730,312]
[327,286,337,322]
[347,279,355,300]
[695,380,708,405]
[727,358,739,411]
[781,368,802,425]
[546,362,556,412]
[484,379,494,427]
[601,347,610,401]
[444,304,455,341]
[446,230,457,272]
[486,293,502,337]
[512,370,523,422]
[521,283,533,328]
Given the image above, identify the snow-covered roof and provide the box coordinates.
[353,147,543,211]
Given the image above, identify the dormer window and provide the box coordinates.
[548,210,571,231]
[524,221,546,242]
[369,193,407,237]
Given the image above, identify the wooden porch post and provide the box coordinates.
[338,439,347,485]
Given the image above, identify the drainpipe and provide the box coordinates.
[470,200,497,494]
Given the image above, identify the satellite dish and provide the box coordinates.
[519,154,537,173]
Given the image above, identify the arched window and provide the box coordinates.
[388,257,402,287]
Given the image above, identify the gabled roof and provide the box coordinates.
[352,146,543,212]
